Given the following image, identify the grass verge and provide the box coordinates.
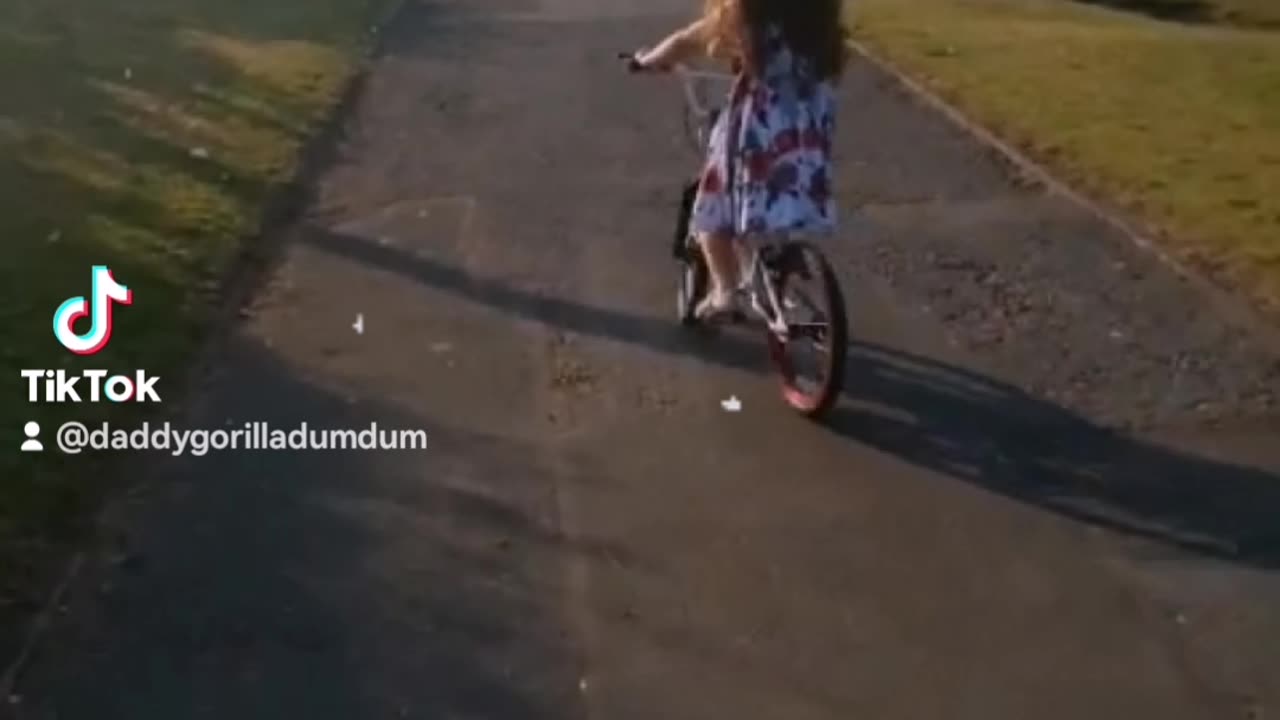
[850,0,1280,315]
[0,0,386,617]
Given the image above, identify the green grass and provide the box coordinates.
[0,0,384,607]
[851,0,1280,314]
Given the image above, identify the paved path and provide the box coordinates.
[11,0,1280,717]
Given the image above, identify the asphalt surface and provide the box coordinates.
[10,0,1280,717]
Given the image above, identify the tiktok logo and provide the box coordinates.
[24,266,159,406]
[52,266,132,355]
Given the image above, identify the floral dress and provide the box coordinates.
[690,25,837,238]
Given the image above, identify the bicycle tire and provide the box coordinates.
[765,242,848,419]
[677,241,709,326]
[673,180,708,326]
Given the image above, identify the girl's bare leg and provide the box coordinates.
[696,231,740,314]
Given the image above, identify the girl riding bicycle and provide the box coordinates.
[633,0,848,321]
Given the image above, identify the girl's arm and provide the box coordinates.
[636,18,710,70]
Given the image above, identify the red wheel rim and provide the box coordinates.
[767,332,823,413]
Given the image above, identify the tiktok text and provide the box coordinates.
[21,369,162,404]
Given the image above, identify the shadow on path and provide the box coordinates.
[300,222,769,374]
[830,342,1280,570]
[302,221,1280,571]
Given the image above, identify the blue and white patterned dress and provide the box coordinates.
[690,25,837,238]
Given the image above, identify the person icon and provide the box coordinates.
[21,422,43,452]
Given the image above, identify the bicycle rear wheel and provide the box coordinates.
[677,240,708,326]
[764,242,848,418]
[673,181,708,326]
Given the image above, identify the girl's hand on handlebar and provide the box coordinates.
[621,51,646,73]
[621,49,669,74]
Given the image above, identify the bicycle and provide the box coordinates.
[622,53,849,419]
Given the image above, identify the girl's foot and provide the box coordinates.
[695,288,738,322]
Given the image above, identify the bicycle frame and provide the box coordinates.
[746,238,799,339]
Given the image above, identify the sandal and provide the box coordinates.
[695,289,738,323]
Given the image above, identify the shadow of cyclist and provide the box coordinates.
[828,341,1280,570]
[299,221,1280,570]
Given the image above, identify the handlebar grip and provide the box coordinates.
[618,51,645,73]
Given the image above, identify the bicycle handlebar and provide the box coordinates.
[617,51,645,73]
[618,52,731,121]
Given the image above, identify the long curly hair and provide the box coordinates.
[703,0,849,80]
